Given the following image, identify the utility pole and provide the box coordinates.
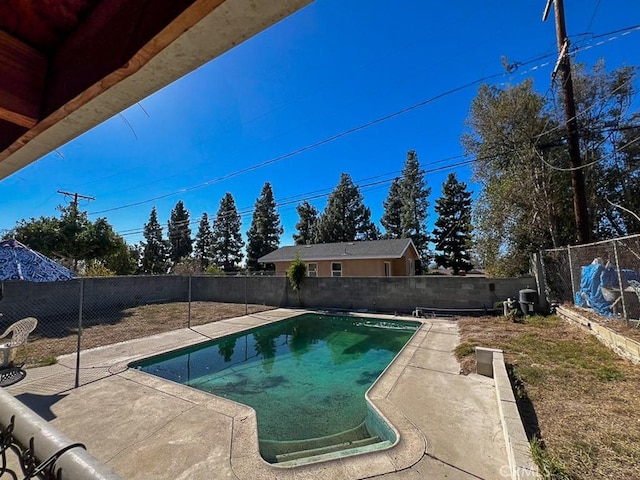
[543,0,591,244]
[57,190,95,209]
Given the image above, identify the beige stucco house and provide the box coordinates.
[258,238,419,277]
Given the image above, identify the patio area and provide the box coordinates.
[7,309,510,479]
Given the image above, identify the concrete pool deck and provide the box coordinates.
[7,309,510,479]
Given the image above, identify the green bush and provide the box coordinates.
[287,253,307,291]
[84,261,115,277]
[204,264,225,276]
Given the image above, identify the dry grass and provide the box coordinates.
[562,303,640,343]
[22,302,275,366]
[457,315,640,480]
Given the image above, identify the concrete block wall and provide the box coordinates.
[80,276,189,311]
[0,279,82,325]
[1,275,536,327]
[0,276,189,325]
[293,276,535,313]
[191,276,287,306]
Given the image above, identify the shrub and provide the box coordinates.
[287,253,307,291]
[204,264,225,276]
[84,261,115,277]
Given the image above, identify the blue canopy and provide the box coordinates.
[0,239,74,282]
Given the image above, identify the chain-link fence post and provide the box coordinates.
[612,240,629,322]
[567,245,576,301]
[245,270,248,316]
[74,278,84,389]
[188,275,192,329]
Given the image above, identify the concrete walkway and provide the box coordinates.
[7,309,509,479]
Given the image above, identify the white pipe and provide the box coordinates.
[0,388,123,480]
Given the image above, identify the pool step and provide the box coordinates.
[275,435,384,463]
[260,421,371,461]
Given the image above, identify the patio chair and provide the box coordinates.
[0,317,38,367]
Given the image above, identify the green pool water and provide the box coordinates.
[131,313,419,463]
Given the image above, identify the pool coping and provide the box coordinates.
[118,309,428,479]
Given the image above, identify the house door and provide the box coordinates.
[384,262,391,277]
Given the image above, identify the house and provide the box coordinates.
[258,238,419,277]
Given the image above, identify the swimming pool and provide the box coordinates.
[130,313,419,464]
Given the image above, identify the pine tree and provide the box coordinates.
[293,201,318,245]
[211,193,244,272]
[432,173,473,275]
[167,200,192,263]
[194,212,214,270]
[315,173,380,243]
[381,178,403,238]
[246,182,283,271]
[399,150,431,261]
[140,206,169,274]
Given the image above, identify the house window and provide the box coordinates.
[331,262,342,277]
[307,263,317,277]
[384,261,391,277]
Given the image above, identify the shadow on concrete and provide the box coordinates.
[15,392,66,421]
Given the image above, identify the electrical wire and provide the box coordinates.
[85,23,640,217]
[89,59,560,217]
[584,0,602,37]
[531,71,636,141]
[116,158,476,238]
[535,132,640,172]
[6,21,632,239]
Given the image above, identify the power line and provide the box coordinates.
[531,70,635,142]
[82,22,640,219]
[57,190,95,208]
[117,158,476,238]
[590,23,640,39]
[535,132,640,172]
[89,63,558,217]
[584,0,601,37]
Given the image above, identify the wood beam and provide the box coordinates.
[0,30,46,128]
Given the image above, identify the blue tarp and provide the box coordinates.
[0,239,74,282]
[574,261,640,316]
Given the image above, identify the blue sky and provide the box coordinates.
[1,0,639,250]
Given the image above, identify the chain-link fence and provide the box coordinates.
[0,274,275,389]
[539,234,640,323]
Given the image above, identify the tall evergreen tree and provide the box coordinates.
[211,193,244,271]
[293,201,318,245]
[140,206,169,274]
[194,212,214,269]
[315,173,380,243]
[432,173,473,275]
[399,150,431,261]
[246,182,283,271]
[167,200,192,263]
[381,178,404,238]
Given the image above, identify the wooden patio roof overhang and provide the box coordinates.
[0,0,311,180]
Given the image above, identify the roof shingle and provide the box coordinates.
[258,238,416,263]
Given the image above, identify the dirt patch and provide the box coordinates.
[457,315,640,480]
[23,302,276,365]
